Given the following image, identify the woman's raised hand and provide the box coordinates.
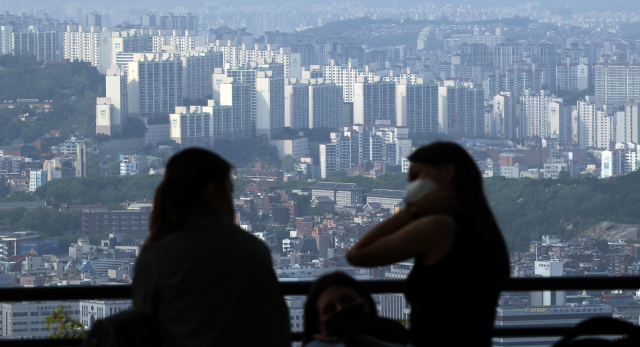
[412,185,458,217]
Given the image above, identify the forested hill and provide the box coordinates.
[485,172,640,251]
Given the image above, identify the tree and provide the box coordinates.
[6,191,35,202]
[95,133,110,143]
[86,155,99,177]
[46,305,86,339]
[120,118,148,139]
[108,158,121,176]
[281,155,296,172]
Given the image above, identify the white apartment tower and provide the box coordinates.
[319,122,411,178]
[353,79,396,125]
[555,58,589,91]
[102,66,127,133]
[181,50,223,100]
[96,97,115,136]
[322,61,376,102]
[577,98,613,149]
[491,92,517,139]
[170,105,234,147]
[601,143,638,178]
[255,70,285,139]
[63,25,105,71]
[284,79,343,130]
[395,79,439,134]
[615,102,640,144]
[219,81,254,140]
[594,63,640,106]
[493,42,521,75]
[11,30,56,62]
[0,26,12,55]
[438,81,485,137]
[126,53,183,118]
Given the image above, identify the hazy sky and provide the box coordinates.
[6,0,639,14]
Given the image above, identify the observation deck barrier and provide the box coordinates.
[0,276,638,346]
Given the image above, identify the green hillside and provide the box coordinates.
[11,169,640,252]
[485,173,640,251]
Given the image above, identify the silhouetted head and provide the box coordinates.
[408,141,482,192]
[303,272,376,345]
[408,142,509,278]
[147,148,233,246]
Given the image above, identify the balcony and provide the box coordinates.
[0,277,639,345]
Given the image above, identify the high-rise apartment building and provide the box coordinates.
[487,64,547,105]
[522,90,569,140]
[601,143,638,178]
[10,30,56,62]
[556,58,589,91]
[63,25,105,70]
[181,50,223,100]
[170,105,233,147]
[96,97,115,136]
[490,92,518,139]
[395,79,439,134]
[615,102,640,144]
[100,67,127,134]
[353,79,396,125]
[160,13,197,34]
[494,42,521,75]
[101,29,204,73]
[284,79,343,129]
[86,12,102,27]
[219,81,253,140]
[549,100,573,146]
[459,43,493,66]
[126,53,183,118]
[438,81,485,136]
[594,63,640,105]
[0,26,12,55]
[141,13,156,28]
[225,69,257,132]
[525,42,558,90]
[319,122,411,178]
[322,61,376,102]
[255,70,285,139]
[577,98,613,149]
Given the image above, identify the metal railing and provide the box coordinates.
[0,276,638,346]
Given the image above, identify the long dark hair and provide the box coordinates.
[408,142,509,278]
[146,148,232,246]
[302,272,377,346]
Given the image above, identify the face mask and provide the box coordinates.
[323,303,370,337]
[404,175,437,203]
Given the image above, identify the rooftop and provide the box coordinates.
[365,189,405,199]
[311,182,365,191]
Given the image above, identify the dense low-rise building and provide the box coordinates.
[80,207,151,235]
[310,182,365,207]
[365,189,405,210]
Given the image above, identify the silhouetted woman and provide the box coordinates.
[133,148,290,347]
[302,272,408,346]
[346,142,509,347]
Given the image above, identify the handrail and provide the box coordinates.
[0,328,619,346]
[0,277,638,345]
[0,277,638,302]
